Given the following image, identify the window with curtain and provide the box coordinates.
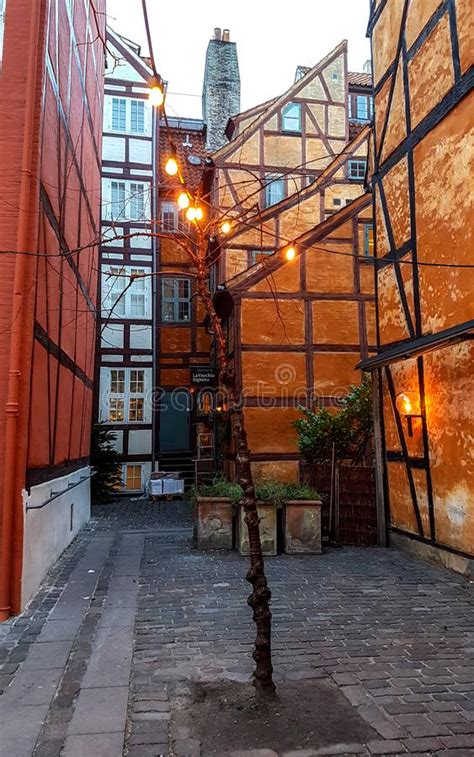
[282,102,301,132]
[161,202,178,232]
[264,175,285,208]
[161,278,191,323]
[130,183,146,220]
[103,267,149,319]
[111,181,126,220]
[107,369,146,423]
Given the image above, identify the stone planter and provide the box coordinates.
[284,500,322,554]
[238,503,277,556]
[195,497,233,550]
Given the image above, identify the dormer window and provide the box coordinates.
[282,102,301,133]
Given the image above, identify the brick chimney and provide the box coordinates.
[202,28,240,151]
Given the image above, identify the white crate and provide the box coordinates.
[148,478,184,497]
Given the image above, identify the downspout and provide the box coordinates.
[0,0,43,621]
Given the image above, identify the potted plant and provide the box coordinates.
[237,482,287,557]
[282,483,322,554]
[237,481,322,556]
[190,476,242,550]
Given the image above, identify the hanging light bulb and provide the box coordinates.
[194,206,204,221]
[148,84,164,107]
[165,156,179,176]
[285,245,296,261]
[177,191,190,210]
[186,207,197,222]
[221,220,231,234]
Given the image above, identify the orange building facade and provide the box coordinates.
[210,43,376,483]
[361,0,473,571]
[0,0,104,618]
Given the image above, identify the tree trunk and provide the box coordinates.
[196,262,275,694]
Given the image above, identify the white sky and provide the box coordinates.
[106,0,371,120]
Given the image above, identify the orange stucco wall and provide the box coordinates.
[234,200,375,482]
[371,0,473,557]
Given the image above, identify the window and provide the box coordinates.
[111,181,126,220]
[264,174,285,208]
[348,94,373,122]
[356,95,369,120]
[282,102,301,132]
[111,98,127,131]
[109,97,148,134]
[333,198,342,206]
[129,183,146,220]
[102,267,149,319]
[125,464,143,491]
[364,224,374,257]
[348,159,367,180]
[131,100,145,133]
[107,369,146,423]
[161,278,191,323]
[106,180,150,222]
[251,249,274,265]
[161,202,178,232]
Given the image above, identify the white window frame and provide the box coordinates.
[100,368,151,424]
[282,102,301,133]
[106,95,150,135]
[101,266,151,319]
[160,201,189,234]
[111,97,127,131]
[264,174,285,208]
[104,179,151,222]
[130,99,146,134]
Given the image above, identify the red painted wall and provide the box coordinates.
[0,0,105,614]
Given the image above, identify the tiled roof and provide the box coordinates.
[159,123,208,192]
[348,71,372,87]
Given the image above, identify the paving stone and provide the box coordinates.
[401,736,442,752]
[367,740,403,754]
[68,686,129,735]
[62,731,125,756]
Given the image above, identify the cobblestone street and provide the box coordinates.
[0,500,473,756]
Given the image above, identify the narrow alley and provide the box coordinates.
[0,501,473,756]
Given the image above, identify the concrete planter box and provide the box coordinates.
[238,503,277,556]
[284,500,322,554]
[195,497,233,550]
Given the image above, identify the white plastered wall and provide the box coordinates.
[21,467,91,608]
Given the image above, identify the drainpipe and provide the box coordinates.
[0,0,43,621]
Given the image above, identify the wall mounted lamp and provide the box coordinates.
[395,392,422,437]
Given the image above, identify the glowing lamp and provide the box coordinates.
[186,206,197,222]
[396,392,421,437]
[285,246,296,261]
[194,206,204,221]
[148,85,164,107]
[221,220,231,235]
[177,191,190,210]
[165,157,179,176]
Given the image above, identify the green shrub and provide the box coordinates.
[189,475,243,505]
[294,375,373,465]
[255,481,319,507]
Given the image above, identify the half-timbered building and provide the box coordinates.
[0,0,105,617]
[157,118,213,484]
[206,43,376,483]
[96,29,158,494]
[215,193,375,484]
[361,0,473,571]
